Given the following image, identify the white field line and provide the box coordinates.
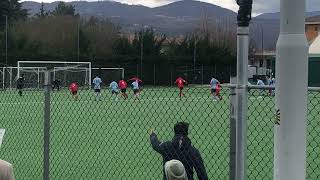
[0,97,221,105]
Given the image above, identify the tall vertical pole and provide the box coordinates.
[235,26,249,180]
[140,28,143,79]
[77,17,80,62]
[274,0,308,180]
[153,63,156,86]
[5,15,8,66]
[201,64,204,85]
[2,67,5,89]
[193,37,197,82]
[235,1,252,180]
[38,68,40,89]
[17,61,20,81]
[261,25,264,69]
[170,65,173,86]
[43,71,51,180]
[88,62,92,88]
[9,68,12,90]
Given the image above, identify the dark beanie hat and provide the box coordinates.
[174,122,189,136]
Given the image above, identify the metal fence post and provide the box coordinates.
[43,71,51,180]
[229,78,237,180]
[201,65,204,85]
[235,1,252,178]
[153,63,156,86]
[170,65,173,86]
[235,26,249,180]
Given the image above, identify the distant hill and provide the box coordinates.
[22,0,236,19]
[152,0,235,18]
[21,0,320,50]
[22,0,237,36]
[256,11,320,20]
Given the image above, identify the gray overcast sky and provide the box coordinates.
[22,0,320,15]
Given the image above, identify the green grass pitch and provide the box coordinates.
[0,87,319,180]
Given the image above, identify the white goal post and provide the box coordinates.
[16,61,125,89]
[18,61,92,88]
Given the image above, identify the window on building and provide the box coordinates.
[315,26,319,32]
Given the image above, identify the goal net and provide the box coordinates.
[91,68,124,85]
[0,67,47,89]
[17,61,91,88]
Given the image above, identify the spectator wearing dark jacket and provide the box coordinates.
[149,122,208,180]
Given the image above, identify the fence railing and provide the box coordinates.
[0,81,319,180]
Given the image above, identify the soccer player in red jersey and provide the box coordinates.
[215,83,223,100]
[118,79,128,99]
[69,82,79,100]
[175,77,187,97]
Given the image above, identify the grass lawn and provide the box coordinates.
[0,87,319,180]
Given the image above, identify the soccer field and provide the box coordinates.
[0,87,319,180]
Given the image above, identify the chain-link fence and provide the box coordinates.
[0,79,319,179]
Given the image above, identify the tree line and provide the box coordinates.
[0,1,237,84]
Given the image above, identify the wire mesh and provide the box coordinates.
[0,88,43,180]
[0,83,319,179]
[49,85,230,180]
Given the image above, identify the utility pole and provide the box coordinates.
[5,15,8,66]
[77,16,80,62]
[140,28,144,79]
[261,25,264,68]
[193,36,197,82]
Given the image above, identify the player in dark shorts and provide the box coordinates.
[133,89,139,95]
[118,79,128,99]
[92,75,102,101]
[131,80,140,100]
[17,74,25,96]
[175,77,187,97]
[110,81,119,100]
[111,89,119,94]
[69,82,79,100]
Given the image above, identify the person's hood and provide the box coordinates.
[172,135,191,151]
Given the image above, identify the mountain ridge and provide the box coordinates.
[21,1,320,50]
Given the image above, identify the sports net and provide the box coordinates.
[18,61,91,88]
[0,67,47,89]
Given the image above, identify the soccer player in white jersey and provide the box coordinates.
[210,77,221,101]
[92,75,102,101]
[132,80,140,100]
[109,80,119,100]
